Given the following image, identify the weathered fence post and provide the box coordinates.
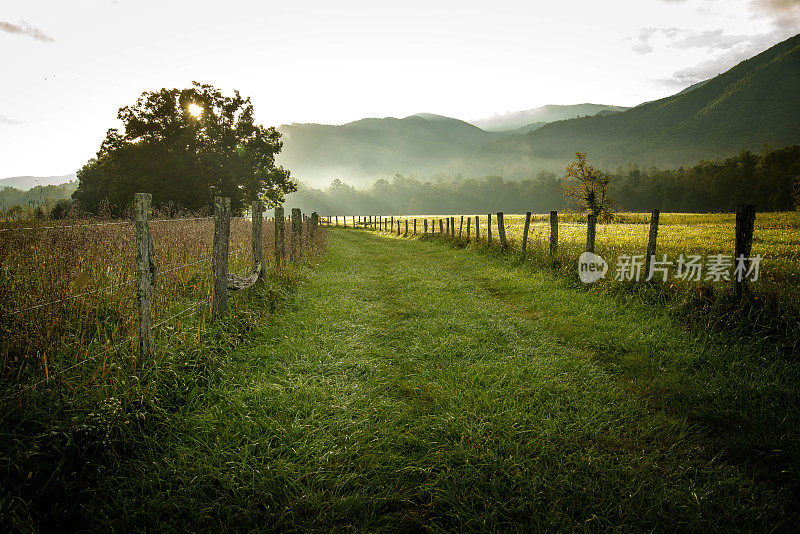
[252,201,266,282]
[487,214,492,246]
[439,219,444,234]
[134,193,155,357]
[466,216,471,239]
[475,215,480,241]
[291,208,302,263]
[497,212,508,249]
[459,215,464,238]
[644,209,659,279]
[550,211,558,256]
[424,219,428,234]
[413,219,417,234]
[522,211,531,253]
[397,220,401,236]
[586,213,597,253]
[311,212,319,239]
[450,217,455,238]
[735,203,756,299]
[274,206,285,270]
[212,196,231,318]
[405,219,408,237]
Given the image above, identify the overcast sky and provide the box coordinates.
[1,0,798,177]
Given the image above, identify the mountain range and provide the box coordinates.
[5,34,799,191]
[471,103,630,131]
[0,174,77,191]
[277,33,800,186]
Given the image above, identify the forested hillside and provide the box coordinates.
[277,34,800,185]
[489,34,800,169]
[284,146,800,215]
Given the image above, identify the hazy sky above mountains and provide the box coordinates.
[1,0,798,177]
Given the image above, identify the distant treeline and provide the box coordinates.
[286,146,800,214]
[0,182,77,218]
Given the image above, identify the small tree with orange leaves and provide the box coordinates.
[562,152,615,221]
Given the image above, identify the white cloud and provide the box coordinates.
[749,0,800,32]
[0,20,54,43]
[0,113,24,125]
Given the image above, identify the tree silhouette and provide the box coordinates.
[73,82,296,215]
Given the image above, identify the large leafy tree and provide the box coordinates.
[73,82,296,215]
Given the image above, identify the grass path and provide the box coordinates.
[95,229,797,531]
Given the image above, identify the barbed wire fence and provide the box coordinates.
[324,205,759,298]
[0,194,321,403]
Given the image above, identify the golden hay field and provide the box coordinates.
[376,212,800,295]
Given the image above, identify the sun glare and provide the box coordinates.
[187,103,203,118]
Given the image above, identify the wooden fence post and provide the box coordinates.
[252,201,266,282]
[311,212,319,239]
[291,208,302,263]
[522,211,531,253]
[586,213,597,253]
[439,219,444,234]
[397,220,401,236]
[735,203,756,299]
[405,219,408,237]
[550,211,558,256]
[497,212,507,249]
[274,206,285,270]
[459,215,464,238]
[487,214,492,246]
[475,215,480,241]
[450,217,455,238]
[424,219,428,234]
[644,209,659,279]
[212,196,231,318]
[414,219,417,234]
[134,193,155,357]
[466,216,471,239]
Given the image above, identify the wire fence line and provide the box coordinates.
[1,196,320,400]
[152,300,208,329]
[1,278,137,317]
[0,220,134,233]
[0,215,219,234]
[0,234,237,319]
[150,216,215,224]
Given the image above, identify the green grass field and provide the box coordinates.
[374,212,800,348]
[384,212,800,289]
[5,227,796,530]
